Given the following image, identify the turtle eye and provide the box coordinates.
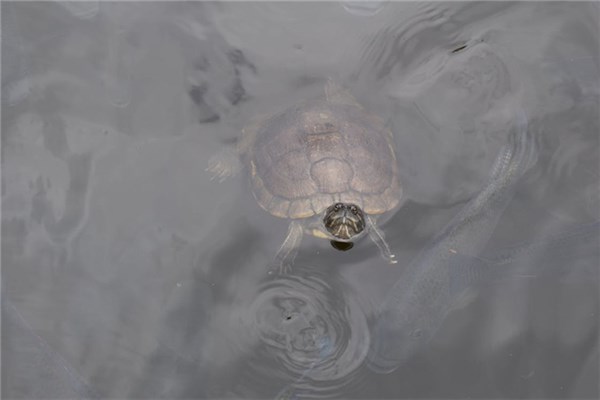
[350,206,358,215]
[334,203,343,211]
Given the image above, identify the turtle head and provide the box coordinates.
[323,203,366,242]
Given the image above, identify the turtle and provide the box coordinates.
[207,80,403,272]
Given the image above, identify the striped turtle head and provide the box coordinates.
[323,202,365,241]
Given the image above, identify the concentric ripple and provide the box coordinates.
[242,269,370,397]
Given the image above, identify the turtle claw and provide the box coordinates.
[206,148,241,182]
[279,263,292,275]
[267,261,292,275]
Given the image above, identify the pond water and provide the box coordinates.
[2,2,598,399]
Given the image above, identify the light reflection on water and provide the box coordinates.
[341,1,388,17]
[2,1,598,399]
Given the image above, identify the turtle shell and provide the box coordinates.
[242,87,402,219]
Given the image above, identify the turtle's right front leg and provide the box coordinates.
[366,216,397,264]
[271,220,304,274]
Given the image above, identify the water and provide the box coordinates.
[367,103,536,374]
[2,2,598,399]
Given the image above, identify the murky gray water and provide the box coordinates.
[2,2,599,399]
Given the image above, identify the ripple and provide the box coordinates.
[341,1,388,17]
[241,268,369,397]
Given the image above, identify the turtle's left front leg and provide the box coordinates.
[271,220,304,274]
[206,147,242,182]
[366,217,397,264]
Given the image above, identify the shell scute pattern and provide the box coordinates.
[249,96,400,219]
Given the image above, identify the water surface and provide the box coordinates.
[2,2,598,398]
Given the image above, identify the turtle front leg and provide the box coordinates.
[366,217,397,264]
[206,147,242,182]
[271,220,304,274]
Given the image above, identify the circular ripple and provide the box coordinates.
[242,268,369,396]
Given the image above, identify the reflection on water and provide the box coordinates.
[368,102,536,374]
[341,1,388,17]
[56,1,99,20]
[2,1,598,399]
[100,3,133,108]
[2,292,100,399]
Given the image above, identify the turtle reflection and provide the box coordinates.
[330,240,354,251]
